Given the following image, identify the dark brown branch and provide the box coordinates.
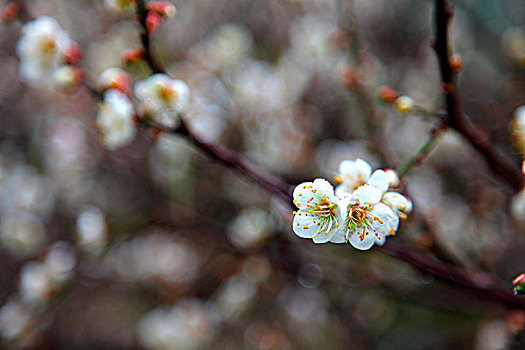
[174,117,294,200]
[137,0,165,74]
[433,0,523,191]
[378,240,525,310]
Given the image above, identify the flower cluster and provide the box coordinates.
[93,69,192,149]
[292,159,412,250]
[17,16,81,88]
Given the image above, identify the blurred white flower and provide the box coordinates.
[292,179,343,243]
[0,298,32,341]
[77,206,107,255]
[330,185,399,250]
[227,207,275,249]
[135,74,190,128]
[19,261,53,305]
[137,299,216,350]
[103,233,199,285]
[511,188,525,221]
[104,0,136,14]
[44,241,76,284]
[1,165,55,218]
[194,23,253,72]
[0,211,46,258]
[17,16,73,87]
[96,89,136,150]
[214,275,257,322]
[98,67,131,93]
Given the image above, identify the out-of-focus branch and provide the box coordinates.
[378,240,525,310]
[396,120,447,177]
[136,0,165,74]
[433,0,523,191]
[173,117,294,200]
[337,0,398,167]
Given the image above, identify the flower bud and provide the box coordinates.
[394,95,414,114]
[65,43,83,66]
[146,1,176,18]
[1,2,19,23]
[449,54,462,72]
[513,273,525,295]
[122,48,145,63]
[379,86,400,104]
[53,66,82,89]
[146,11,162,33]
[98,67,132,95]
[340,67,358,89]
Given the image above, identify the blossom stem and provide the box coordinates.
[433,0,523,190]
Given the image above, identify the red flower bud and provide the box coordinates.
[146,1,176,18]
[65,43,83,66]
[122,48,145,63]
[145,11,162,33]
[341,67,359,89]
[449,54,462,72]
[379,85,400,104]
[1,2,19,23]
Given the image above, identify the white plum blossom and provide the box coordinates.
[17,16,73,87]
[382,192,413,219]
[335,158,373,196]
[293,160,412,250]
[96,89,136,150]
[135,74,191,128]
[292,179,343,243]
[330,185,399,250]
[98,67,130,92]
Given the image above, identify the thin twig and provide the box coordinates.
[433,0,523,191]
[396,120,447,177]
[136,0,165,74]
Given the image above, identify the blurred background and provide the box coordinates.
[0,0,524,349]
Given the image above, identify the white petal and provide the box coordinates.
[384,169,400,188]
[293,181,316,208]
[312,229,335,244]
[312,178,335,197]
[292,210,320,238]
[372,203,399,238]
[329,229,346,244]
[348,229,375,250]
[382,192,411,214]
[368,170,389,193]
[352,184,382,205]
[353,158,372,180]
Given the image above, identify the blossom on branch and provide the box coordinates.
[292,179,343,243]
[331,185,399,250]
[17,16,74,87]
[96,89,136,150]
[293,160,412,250]
[135,74,191,128]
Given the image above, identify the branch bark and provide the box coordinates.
[433,0,523,191]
